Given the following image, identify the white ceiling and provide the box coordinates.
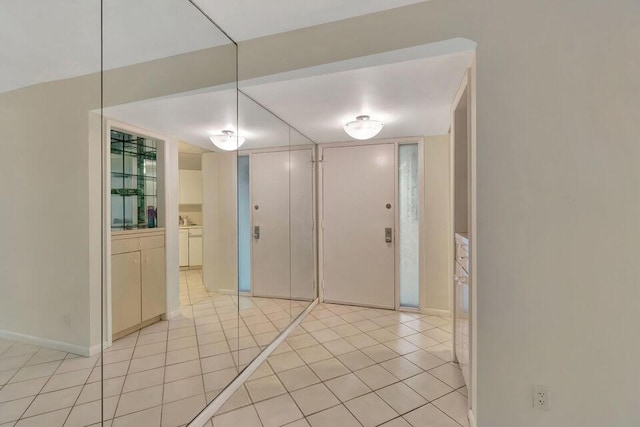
[193,0,429,41]
[1,0,429,94]
[241,50,474,142]
[0,0,231,94]
[103,90,312,152]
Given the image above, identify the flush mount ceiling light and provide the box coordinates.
[343,115,384,140]
[209,130,246,151]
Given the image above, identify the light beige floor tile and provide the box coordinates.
[254,394,303,427]
[14,407,70,427]
[10,361,61,384]
[324,373,370,402]
[268,351,305,373]
[404,351,446,371]
[0,396,34,424]
[122,367,164,393]
[55,355,99,374]
[0,377,48,403]
[65,395,118,426]
[166,346,199,365]
[404,403,460,427]
[344,333,379,349]
[322,339,357,356]
[203,368,238,393]
[88,360,129,382]
[0,355,31,372]
[161,393,206,427]
[115,384,163,417]
[306,404,360,427]
[291,383,339,416]
[384,339,421,356]
[22,385,81,418]
[128,353,165,374]
[216,385,251,414]
[163,375,204,403]
[376,382,428,415]
[403,372,452,401]
[296,345,333,365]
[212,405,262,427]
[404,334,440,350]
[344,392,398,427]
[457,386,468,397]
[112,406,161,427]
[164,359,201,383]
[360,344,399,363]
[336,350,376,371]
[427,364,465,389]
[308,358,349,381]
[380,417,413,427]
[423,329,452,343]
[248,363,275,381]
[24,350,67,367]
[309,329,340,344]
[426,345,454,362]
[286,334,318,350]
[277,365,320,392]
[246,374,286,402]
[40,368,90,393]
[432,391,469,426]
[76,376,125,405]
[380,357,423,380]
[133,342,167,359]
[200,353,235,374]
[0,368,18,386]
[354,365,398,390]
[103,348,135,365]
[284,419,311,427]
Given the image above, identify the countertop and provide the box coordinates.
[179,225,202,230]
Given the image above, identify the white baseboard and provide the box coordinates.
[164,309,182,320]
[0,329,90,357]
[421,307,451,317]
[468,409,477,427]
[216,288,238,296]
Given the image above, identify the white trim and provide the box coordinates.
[188,298,319,427]
[0,330,93,357]
[421,308,451,317]
[468,409,477,427]
[164,309,182,321]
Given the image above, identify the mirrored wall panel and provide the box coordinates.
[101,1,239,425]
[0,1,103,426]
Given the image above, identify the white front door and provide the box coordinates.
[322,143,395,309]
[251,150,290,298]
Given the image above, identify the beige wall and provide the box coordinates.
[422,135,452,315]
[238,1,640,425]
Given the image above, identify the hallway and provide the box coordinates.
[211,303,467,427]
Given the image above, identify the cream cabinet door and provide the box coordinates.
[141,247,166,321]
[112,252,142,336]
[179,229,189,267]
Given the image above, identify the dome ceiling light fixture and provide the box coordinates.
[210,130,245,151]
[343,115,384,140]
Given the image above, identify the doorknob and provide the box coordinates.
[253,226,260,240]
[385,227,393,243]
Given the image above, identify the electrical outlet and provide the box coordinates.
[533,385,549,410]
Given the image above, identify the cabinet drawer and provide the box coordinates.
[112,238,141,255]
[140,235,164,250]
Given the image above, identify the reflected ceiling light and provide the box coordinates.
[343,115,384,140]
[210,130,245,151]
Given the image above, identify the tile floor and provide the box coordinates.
[210,303,468,427]
[0,270,309,427]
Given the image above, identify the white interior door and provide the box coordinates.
[251,151,290,298]
[290,149,315,300]
[322,143,395,309]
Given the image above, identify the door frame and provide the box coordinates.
[238,144,318,300]
[317,137,424,311]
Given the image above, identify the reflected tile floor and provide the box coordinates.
[210,303,468,427]
[0,270,307,427]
